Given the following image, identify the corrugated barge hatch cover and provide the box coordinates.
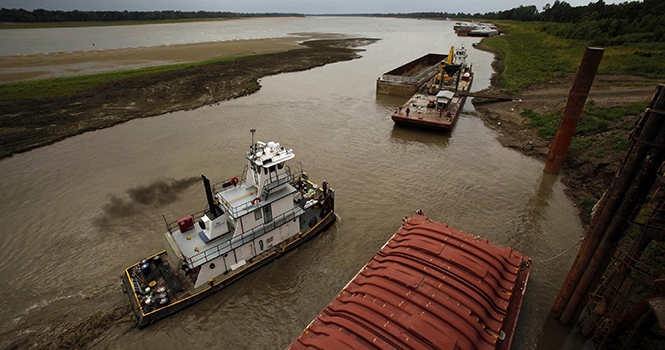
[288,213,532,350]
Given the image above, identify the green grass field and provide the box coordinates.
[483,21,665,92]
[520,100,648,138]
[0,55,254,101]
[0,17,238,29]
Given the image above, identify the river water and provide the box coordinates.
[0,17,586,349]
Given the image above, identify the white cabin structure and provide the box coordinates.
[164,141,305,288]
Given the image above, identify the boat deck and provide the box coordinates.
[170,182,298,267]
[172,223,234,262]
[288,213,531,350]
[218,182,297,218]
[218,183,258,211]
[392,71,473,131]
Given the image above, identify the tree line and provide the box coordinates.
[479,0,665,45]
[0,8,304,22]
[337,1,663,45]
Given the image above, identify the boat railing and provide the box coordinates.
[211,171,245,193]
[220,172,293,217]
[261,172,292,198]
[186,206,304,268]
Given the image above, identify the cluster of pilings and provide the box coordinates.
[551,84,665,334]
[578,162,665,347]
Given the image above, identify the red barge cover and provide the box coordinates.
[288,213,532,350]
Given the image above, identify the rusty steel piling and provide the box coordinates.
[544,47,604,174]
[559,120,665,324]
[552,85,665,324]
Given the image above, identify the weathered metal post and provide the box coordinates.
[544,47,604,174]
[559,121,665,323]
[552,85,665,323]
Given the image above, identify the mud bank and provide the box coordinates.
[472,39,656,223]
[0,38,378,160]
[0,33,346,82]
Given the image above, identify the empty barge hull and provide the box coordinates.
[377,53,447,96]
[288,213,532,350]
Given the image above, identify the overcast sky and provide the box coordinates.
[0,0,634,14]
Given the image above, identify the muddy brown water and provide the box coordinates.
[0,18,586,349]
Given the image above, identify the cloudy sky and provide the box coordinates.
[0,0,633,14]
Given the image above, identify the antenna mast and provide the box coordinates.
[250,129,256,154]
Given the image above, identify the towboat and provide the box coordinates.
[392,46,473,131]
[121,130,336,327]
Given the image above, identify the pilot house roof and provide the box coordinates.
[246,141,295,168]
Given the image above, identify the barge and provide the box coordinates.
[376,53,448,96]
[288,212,532,350]
[121,130,336,327]
[454,21,500,37]
[392,46,473,131]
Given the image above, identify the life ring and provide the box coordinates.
[230,177,239,186]
[251,197,261,205]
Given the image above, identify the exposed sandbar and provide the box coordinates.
[0,33,345,82]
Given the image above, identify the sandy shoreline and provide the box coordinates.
[0,33,344,83]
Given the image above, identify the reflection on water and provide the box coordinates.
[389,125,452,147]
[507,171,558,252]
[0,17,585,350]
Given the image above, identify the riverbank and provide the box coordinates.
[0,37,378,160]
[0,34,345,83]
[472,32,659,224]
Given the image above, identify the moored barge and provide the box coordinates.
[377,53,448,96]
[121,131,336,327]
[288,212,532,350]
[454,21,500,37]
[392,46,473,131]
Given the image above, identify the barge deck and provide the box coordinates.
[392,46,473,132]
[377,53,447,97]
[288,212,532,350]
